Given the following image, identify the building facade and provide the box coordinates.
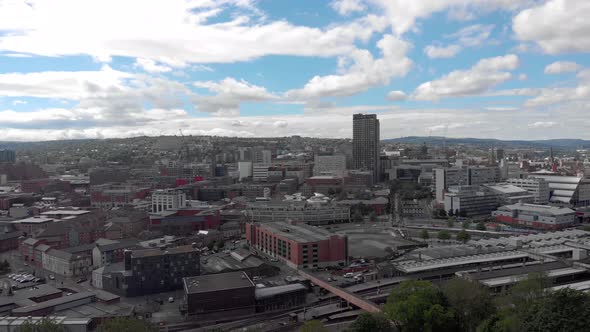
[314,155,347,176]
[245,222,348,269]
[505,178,550,205]
[493,202,576,230]
[443,186,499,217]
[246,202,350,225]
[352,114,380,183]
[151,189,186,213]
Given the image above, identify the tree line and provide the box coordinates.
[302,273,590,332]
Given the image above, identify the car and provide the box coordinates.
[252,276,262,282]
[76,278,87,283]
[168,297,174,303]
[49,275,55,280]
[343,273,354,278]
[155,298,164,305]
[18,278,28,283]
[8,274,14,279]
[23,263,28,267]
[66,293,73,296]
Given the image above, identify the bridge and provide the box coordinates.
[297,270,382,313]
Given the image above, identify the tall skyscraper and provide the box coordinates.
[0,149,16,163]
[352,114,380,182]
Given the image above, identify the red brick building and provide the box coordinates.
[245,221,347,269]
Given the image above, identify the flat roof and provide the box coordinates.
[131,245,198,258]
[550,280,590,292]
[40,210,90,216]
[481,267,587,287]
[184,271,254,294]
[258,222,334,243]
[499,203,575,216]
[255,283,306,299]
[12,216,54,224]
[12,293,95,314]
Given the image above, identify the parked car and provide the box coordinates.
[49,275,55,280]
[252,276,262,282]
[343,273,354,278]
[76,278,87,284]
[168,297,174,303]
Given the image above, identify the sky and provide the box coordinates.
[0,0,589,141]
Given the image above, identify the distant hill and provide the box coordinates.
[384,136,590,149]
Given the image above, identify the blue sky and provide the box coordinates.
[0,0,589,141]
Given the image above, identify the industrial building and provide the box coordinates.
[493,202,576,230]
[245,222,348,269]
[529,175,590,207]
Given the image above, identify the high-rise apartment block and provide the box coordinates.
[352,114,380,182]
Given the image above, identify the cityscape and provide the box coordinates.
[1,1,590,332]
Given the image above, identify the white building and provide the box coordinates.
[253,164,270,182]
[151,189,186,213]
[434,166,501,202]
[314,155,347,176]
[254,149,272,164]
[42,249,92,277]
[529,175,590,207]
[443,186,499,217]
[238,161,253,181]
[483,183,535,205]
[493,202,576,230]
[505,178,550,205]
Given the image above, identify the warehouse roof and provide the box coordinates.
[498,203,575,216]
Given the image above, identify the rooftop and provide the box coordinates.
[258,222,335,243]
[41,210,90,216]
[12,216,54,224]
[498,202,576,216]
[183,271,254,294]
[255,283,306,299]
[131,244,198,258]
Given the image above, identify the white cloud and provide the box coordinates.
[303,102,399,114]
[194,78,278,116]
[286,34,412,99]
[331,0,366,15]
[447,24,494,46]
[0,0,381,65]
[273,120,288,128]
[544,61,583,74]
[0,65,132,99]
[368,0,532,35]
[528,121,556,128]
[386,90,407,101]
[424,44,462,59]
[413,54,519,100]
[513,0,590,54]
[12,100,27,105]
[134,58,172,73]
[518,73,527,80]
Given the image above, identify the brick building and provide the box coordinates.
[245,222,348,269]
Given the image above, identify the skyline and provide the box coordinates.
[0,0,589,141]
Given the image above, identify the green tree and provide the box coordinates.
[19,318,64,332]
[421,229,430,240]
[509,272,550,309]
[518,288,590,332]
[349,313,394,332]
[456,230,471,243]
[437,230,451,241]
[476,222,486,231]
[300,319,328,332]
[384,280,456,332]
[462,221,470,229]
[443,278,495,332]
[98,317,157,332]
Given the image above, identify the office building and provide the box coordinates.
[101,245,200,297]
[352,114,380,182]
[504,178,550,204]
[245,222,348,269]
[238,161,253,181]
[482,183,535,205]
[253,149,272,164]
[151,189,186,213]
[443,186,499,217]
[493,202,576,230]
[0,149,16,163]
[434,166,501,202]
[314,155,347,176]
